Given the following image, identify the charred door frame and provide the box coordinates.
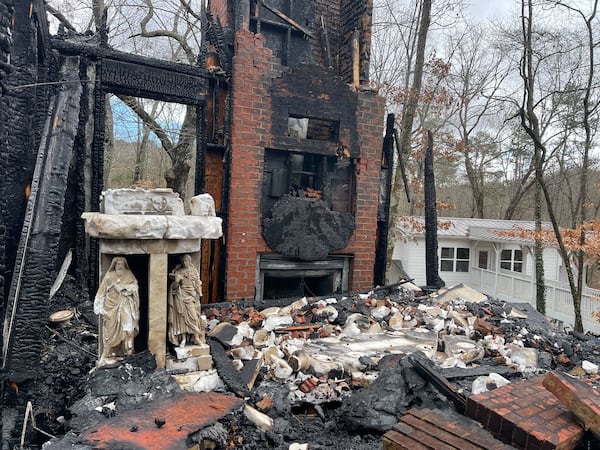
[68,45,209,295]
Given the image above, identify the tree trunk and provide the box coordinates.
[385,0,432,283]
[519,0,582,331]
[534,178,545,314]
[463,138,484,218]
[164,105,197,200]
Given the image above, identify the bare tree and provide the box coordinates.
[446,26,511,218]
[378,0,432,282]
[518,0,600,332]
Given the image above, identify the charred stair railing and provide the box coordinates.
[1,58,82,378]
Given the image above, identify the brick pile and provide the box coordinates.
[465,376,584,450]
[383,407,516,450]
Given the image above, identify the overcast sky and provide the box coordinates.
[467,0,514,19]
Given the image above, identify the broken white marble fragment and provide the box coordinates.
[190,193,216,216]
[387,311,405,330]
[244,405,274,431]
[289,444,309,450]
[253,329,275,348]
[81,212,223,240]
[100,188,184,215]
[471,373,511,395]
[269,355,294,380]
[263,314,294,332]
[583,360,599,375]
[506,344,538,371]
[279,297,308,315]
[314,305,338,322]
[442,335,484,364]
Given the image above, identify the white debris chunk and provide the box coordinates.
[263,314,294,331]
[442,335,484,364]
[244,404,274,431]
[371,305,390,320]
[506,344,538,371]
[583,360,599,375]
[471,373,511,395]
[388,311,405,330]
[270,355,294,380]
[314,305,339,322]
[279,297,308,315]
[253,328,275,348]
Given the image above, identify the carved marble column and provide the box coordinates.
[148,253,168,368]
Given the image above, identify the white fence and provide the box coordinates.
[470,267,600,334]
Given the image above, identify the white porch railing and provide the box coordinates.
[470,267,600,334]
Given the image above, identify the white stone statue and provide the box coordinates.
[94,256,140,359]
[168,254,205,347]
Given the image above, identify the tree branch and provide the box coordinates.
[115,94,174,158]
[45,4,78,33]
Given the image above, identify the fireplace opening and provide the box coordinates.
[257,254,350,301]
[263,273,338,299]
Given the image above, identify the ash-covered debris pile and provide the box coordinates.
[34,282,600,449]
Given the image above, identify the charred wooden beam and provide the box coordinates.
[207,337,251,398]
[204,10,232,73]
[51,38,211,80]
[320,16,333,71]
[440,365,516,380]
[374,113,395,286]
[424,130,444,289]
[408,352,466,413]
[2,57,82,378]
[195,105,207,194]
[392,127,410,203]
[100,58,205,104]
[260,1,314,38]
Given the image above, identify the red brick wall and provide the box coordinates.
[226,31,275,301]
[344,90,385,290]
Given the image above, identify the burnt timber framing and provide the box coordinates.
[52,38,211,296]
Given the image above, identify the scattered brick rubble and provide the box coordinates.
[20,279,600,449]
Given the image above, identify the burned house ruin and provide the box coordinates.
[0,0,386,403]
[4,3,600,450]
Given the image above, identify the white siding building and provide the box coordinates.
[392,217,600,334]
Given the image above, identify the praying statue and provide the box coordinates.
[94,256,140,360]
[168,254,205,347]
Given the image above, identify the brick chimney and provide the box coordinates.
[205,0,384,302]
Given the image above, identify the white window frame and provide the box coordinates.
[440,247,470,272]
[500,248,523,273]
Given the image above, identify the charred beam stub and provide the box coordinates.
[424,130,444,290]
[207,337,251,398]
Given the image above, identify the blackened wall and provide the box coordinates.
[0,0,14,334]
[225,28,384,300]
[270,64,360,157]
[2,1,53,305]
[215,1,371,83]
[211,0,384,300]
[338,0,372,84]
